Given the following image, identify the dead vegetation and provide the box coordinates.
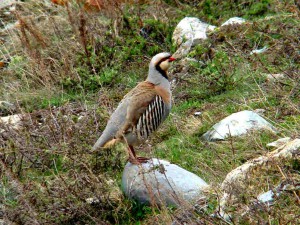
[0,0,299,224]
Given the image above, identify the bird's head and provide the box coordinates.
[148,52,176,83]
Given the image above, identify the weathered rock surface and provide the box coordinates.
[172,39,193,59]
[265,73,286,82]
[219,138,300,221]
[202,110,276,141]
[0,0,17,9]
[266,137,291,148]
[122,158,209,206]
[250,46,268,55]
[0,114,22,133]
[172,17,216,46]
[221,17,246,26]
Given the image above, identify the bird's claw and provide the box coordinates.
[128,156,150,165]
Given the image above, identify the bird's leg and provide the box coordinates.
[127,145,149,164]
[127,145,139,164]
[128,145,136,159]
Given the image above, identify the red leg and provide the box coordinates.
[127,145,149,164]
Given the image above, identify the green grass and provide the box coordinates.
[0,0,299,224]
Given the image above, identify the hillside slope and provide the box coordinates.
[0,0,299,224]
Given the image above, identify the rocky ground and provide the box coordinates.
[0,0,299,224]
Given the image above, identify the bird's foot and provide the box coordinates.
[128,156,150,165]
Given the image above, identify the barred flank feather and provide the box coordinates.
[136,95,165,139]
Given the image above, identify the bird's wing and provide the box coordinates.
[92,81,156,150]
[92,81,170,150]
[118,81,170,139]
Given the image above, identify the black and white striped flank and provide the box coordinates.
[135,95,165,140]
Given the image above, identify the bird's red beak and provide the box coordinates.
[168,57,176,62]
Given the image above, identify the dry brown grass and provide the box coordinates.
[0,0,299,224]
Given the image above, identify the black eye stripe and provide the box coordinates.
[154,55,171,80]
[156,56,171,66]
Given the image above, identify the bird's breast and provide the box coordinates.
[154,85,171,105]
[134,95,169,141]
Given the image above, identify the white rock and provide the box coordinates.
[202,110,276,141]
[0,114,22,133]
[250,46,268,55]
[78,115,84,121]
[122,158,209,206]
[172,39,193,59]
[86,197,100,204]
[172,17,216,46]
[0,0,17,9]
[269,138,300,158]
[194,111,202,116]
[257,190,275,204]
[266,137,291,148]
[221,17,246,26]
[221,138,300,193]
[219,138,300,220]
[265,73,286,81]
[258,181,300,206]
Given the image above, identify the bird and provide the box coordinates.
[92,52,176,164]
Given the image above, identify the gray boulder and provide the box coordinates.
[202,110,276,141]
[122,158,209,206]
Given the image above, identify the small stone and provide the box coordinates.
[257,181,300,206]
[122,158,209,207]
[257,190,275,205]
[265,73,286,82]
[250,46,268,55]
[0,114,22,133]
[194,111,202,116]
[78,115,84,121]
[86,197,100,204]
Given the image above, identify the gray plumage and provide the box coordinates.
[92,52,175,152]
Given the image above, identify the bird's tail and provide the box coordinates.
[103,139,119,148]
[92,138,119,151]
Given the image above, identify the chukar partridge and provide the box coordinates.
[92,52,176,164]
